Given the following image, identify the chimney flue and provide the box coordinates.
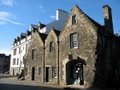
[103,5,114,34]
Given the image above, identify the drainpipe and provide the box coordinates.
[23,56,25,80]
[43,45,46,83]
[57,39,60,85]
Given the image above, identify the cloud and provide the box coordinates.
[39,5,45,13]
[0,11,25,26]
[0,11,14,18]
[0,18,25,26]
[0,0,16,7]
[0,49,10,55]
[50,15,56,19]
[0,21,7,25]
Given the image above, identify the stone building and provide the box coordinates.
[24,5,120,88]
[59,5,120,88]
[0,54,10,74]
[24,29,47,82]
[10,9,68,76]
[45,28,60,84]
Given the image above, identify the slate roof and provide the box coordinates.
[20,33,26,39]
[38,33,47,43]
[38,22,46,29]
[53,29,61,36]
[27,30,31,36]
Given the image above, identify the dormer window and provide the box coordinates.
[72,15,77,25]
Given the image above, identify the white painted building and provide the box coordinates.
[10,9,68,75]
[10,31,31,75]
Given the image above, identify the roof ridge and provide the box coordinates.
[74,5,102,28]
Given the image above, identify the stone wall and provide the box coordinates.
[45,29,59,84]
[25,31,44,82]
[59,6,98,87]
[23,5,120,88]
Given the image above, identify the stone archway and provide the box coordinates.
[66,59,85,85]
[73,62,84,85]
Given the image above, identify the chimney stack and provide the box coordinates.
[103,5,114,34]
[56,9,68,21]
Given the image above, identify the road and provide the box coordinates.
[0,77,82,90]
[0,84,65,90]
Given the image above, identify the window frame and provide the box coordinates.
[19,47,21,54]
[38,67,41,75]
[49,41,54,52]
[17,58,19,65]
[52,67,57,78]
[13,48,17,55]
[32,49,36,60]
[70,32,78,49]
[13,58,16,65]
[72,15,77,25]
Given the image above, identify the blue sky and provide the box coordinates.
[0,0,120,55]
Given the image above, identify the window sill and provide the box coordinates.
[70,46,78,49]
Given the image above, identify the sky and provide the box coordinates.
[0,0,120,55]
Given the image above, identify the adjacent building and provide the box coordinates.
[10,31,31,75]
[24,5,120,88]
[44,28,60,84]
[0,54,10,74]
[24,30,47,82]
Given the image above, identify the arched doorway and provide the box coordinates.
[66,59,85,85]
[73,63,84,85]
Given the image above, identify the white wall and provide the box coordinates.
[10,36,31,75]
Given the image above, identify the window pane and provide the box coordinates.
[19,47,21,54]
[52,67,57,78]
[72,15,77,25]
[17,58,19,65]
[50,42,54,52]
[38,67,41,75]
[70,33,78,48]
[32,49,36,60]
[13,49,17,55]
[13,58,16,65]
